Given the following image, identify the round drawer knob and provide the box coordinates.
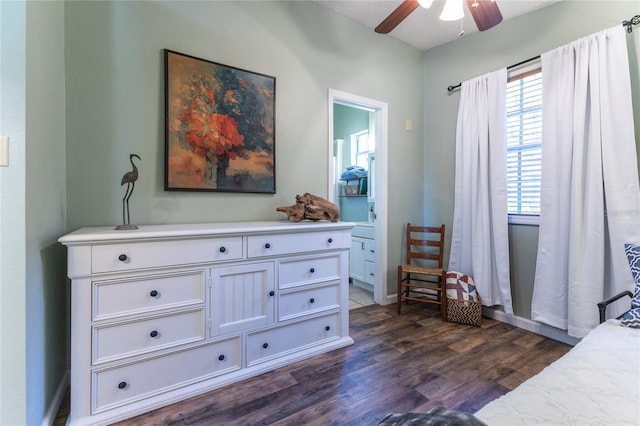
[269,291,275,297]
[149,290,158,297]
[150,330,158,338]
[218,354,225,361]
[309,298,315,304]
[325,326,331,331]
[118,254,128,262]
[262,343,269,349]
[118,381,127,390]
[328,238,333,243]
[310,268,315,273]
[265,243,271,249]
[219,246,226,253]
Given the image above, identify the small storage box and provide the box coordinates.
[344,185,360,196]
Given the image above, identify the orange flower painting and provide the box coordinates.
[165,50,275,192]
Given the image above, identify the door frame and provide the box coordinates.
[328,89,388,305]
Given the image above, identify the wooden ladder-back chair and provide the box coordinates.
[397,223,447,320]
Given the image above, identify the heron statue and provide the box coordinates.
[115,154,141,230]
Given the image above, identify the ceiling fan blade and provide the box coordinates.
[465,0,503,31]
[375,0,420,34]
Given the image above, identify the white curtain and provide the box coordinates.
[532,25,640,338]
[449,68,513,315]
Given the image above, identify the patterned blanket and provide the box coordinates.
[378,406,487,426]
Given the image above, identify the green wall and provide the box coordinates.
[25,2,68,425]
[423,1,640,319]
[0,3,27,424]
[1,1,68,424]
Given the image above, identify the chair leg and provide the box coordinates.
[440,272,447,321]
[404,273,411,305]
[397,266,402,314]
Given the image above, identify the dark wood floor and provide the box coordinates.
[55,303,571,425]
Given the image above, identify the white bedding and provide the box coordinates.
[475,320,640,425]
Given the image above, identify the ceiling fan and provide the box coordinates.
[375,0,503,34]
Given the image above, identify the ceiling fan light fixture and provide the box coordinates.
[417,0,434,8]
[440,0,465,21]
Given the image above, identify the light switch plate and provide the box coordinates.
[0,137,9,167]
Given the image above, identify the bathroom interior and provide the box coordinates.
[333,103,376,309]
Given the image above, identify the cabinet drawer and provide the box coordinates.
[92,337,241,414]
[278,255,341,289]
[247,231,341,258]
[279,284,340,321]
[365,261,375,285]
[364,239,375,262]
[247,313,340,366]
[93,271,205,320]
[92,237,243,273]
[93,309,205,364]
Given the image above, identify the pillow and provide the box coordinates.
[624,243,640,309]
[620,307,640,329]
[446,271,479,302]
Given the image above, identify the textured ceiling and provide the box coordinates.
[314,0,562,51]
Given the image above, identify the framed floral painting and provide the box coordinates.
[164,49,276,193]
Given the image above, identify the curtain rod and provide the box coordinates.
[622,14,639,33]
[446,55,539,92]
[446,14,640,93]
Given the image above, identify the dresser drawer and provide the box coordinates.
[93,309,205,364]
[246,313,340,366]
[93,271,205,321]
[91,237,243,273]
[247,231,341,258]
[278,254,341,289]
[279,284,340,321]
[92,337,241,414]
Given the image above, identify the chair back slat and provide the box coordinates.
[405,223,445,269]
[410,252,440,261]
[409,239,442,248]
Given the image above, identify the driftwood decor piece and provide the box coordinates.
[277,193,340,222]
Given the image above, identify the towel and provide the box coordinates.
[341,166,367,180]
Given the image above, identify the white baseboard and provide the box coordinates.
[42,370,70,426]
[482,307,580,346]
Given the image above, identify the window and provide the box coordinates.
[350,130,372,169]
[506,67,542,224]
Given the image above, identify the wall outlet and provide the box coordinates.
[0,137,8,167]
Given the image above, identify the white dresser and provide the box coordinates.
[59,221,354,425]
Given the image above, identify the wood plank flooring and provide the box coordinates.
[55,303,571,425]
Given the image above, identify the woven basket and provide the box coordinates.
[446,297,482,327]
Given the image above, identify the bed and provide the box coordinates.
[474,315,640,425]
[379,291,640,426]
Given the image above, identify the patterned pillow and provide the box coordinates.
[620,308,640,328]
[446,271,479,302]
[624,243,640,309]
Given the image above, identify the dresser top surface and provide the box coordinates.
[59,220,355,245]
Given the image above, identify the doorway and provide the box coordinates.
[328,89,388,305]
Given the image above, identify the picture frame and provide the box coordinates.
[164,49,276,193]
